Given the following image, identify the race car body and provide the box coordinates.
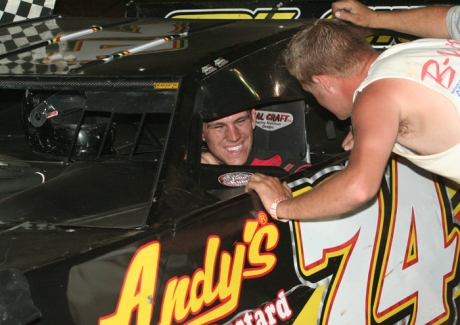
[0,1,459,324]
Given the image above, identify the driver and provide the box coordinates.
[201,108,310,174]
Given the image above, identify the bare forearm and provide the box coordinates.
[370,6,451,38]
[276,169,379,220]
[333,0,451,38]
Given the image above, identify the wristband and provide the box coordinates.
[269,196,288,220]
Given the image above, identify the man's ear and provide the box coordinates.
[202,125,206,141]
[250,108,257,129]
[312,75,333,94]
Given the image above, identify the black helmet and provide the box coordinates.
[22,90,115,159]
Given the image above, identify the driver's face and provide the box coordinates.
[202,109,256,165]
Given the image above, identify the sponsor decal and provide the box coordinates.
[165,8,300,20]
[154,82,179,90]
[202,57,229,76]
[256,110,293,131]
[283,163,295,173]
[218,172,252,187]
[226,290,292,325]
[202,64,217,76]
[99,220,280,325]
[214,57,228,68]
[46,110,59,118]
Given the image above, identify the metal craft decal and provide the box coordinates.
[256,110,294,131]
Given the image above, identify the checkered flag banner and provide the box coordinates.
[0,0,56,24]
[0,19,72,74]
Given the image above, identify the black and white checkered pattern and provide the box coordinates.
[0,0,56,24]
[0,19,58,53]
[0,19,72,74]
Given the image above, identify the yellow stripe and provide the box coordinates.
[293,285,326,324]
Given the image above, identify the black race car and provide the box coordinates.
[0,1,459,325]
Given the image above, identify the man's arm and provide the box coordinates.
[246,80,401,221]
[332,0,451,38]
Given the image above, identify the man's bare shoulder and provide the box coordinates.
[356,78,460,154]
[356,78,414,104]
[353,78,426,122]
[353,79,404,122]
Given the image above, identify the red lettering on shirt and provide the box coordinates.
[421,59,456,89]
[437,40,460,58]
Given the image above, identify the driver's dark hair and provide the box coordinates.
[247,109,253,121]
[284,19,375,85]
[203,109,253,124]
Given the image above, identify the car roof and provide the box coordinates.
[0,17,307,83]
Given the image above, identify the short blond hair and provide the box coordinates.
[284,19,375,84]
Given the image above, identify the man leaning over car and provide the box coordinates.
[245,4,460,222]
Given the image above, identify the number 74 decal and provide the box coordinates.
[289,156,460,324]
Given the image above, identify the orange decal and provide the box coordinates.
[257,211,268,225]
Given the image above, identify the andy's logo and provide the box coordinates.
[99,220,282,325]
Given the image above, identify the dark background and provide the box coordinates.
[53,0,126,17]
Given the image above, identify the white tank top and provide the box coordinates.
[354,38,460,183]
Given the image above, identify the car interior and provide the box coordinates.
[0,89,173,228]
[198,97,350,199]
[0,86,350,226]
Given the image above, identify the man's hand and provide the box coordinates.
[342,130,354,151]
[201,152,221,165]
[332,0,376,27]
[245,173,292,216]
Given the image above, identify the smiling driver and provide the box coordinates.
[201,109,309,174]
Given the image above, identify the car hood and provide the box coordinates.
[0,17,305,79]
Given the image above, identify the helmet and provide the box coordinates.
[22,90,115,159]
